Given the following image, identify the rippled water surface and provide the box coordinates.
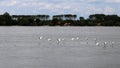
[0,26,120,68]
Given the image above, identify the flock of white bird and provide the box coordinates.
[39,36,116,48]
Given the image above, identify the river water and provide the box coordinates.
[0,26,120,68]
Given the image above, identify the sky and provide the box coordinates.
[0,0,120,18]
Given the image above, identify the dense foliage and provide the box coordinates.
[0,12,120,26]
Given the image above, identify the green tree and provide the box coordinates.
[2,12,12,25]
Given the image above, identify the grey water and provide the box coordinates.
[0,26,120,68]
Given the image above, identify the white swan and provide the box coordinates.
[39,36,43,40]
[48,38,52,41]
[103,42,107,48]
[76,37,79,40]
[71,38,75,41]
[57,38,61,44]
[111,42,115,47]
[96,42,100,46]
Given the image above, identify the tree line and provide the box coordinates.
[0,12,120,26]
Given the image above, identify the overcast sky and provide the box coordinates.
[0,0,120,18]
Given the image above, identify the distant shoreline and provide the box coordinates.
[0,12,120,26]
[0,25,120,27]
